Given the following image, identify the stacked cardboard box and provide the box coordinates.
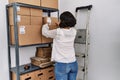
[42,17,58,43]
[36,47,52,58]
[12,66,55,80]
[9,0,40,6]
[9,0,58,9]
[9,7,43,46]
[41,0,58,9]
[31,47,53,68]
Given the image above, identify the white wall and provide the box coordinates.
[0,0,9,80]
[59,0,120,80]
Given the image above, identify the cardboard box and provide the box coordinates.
[44,66,55,80]
[30,8,43,16]
[42,24,57,43]
[10,25,42,46]
[9,7,30,16]
[9,0,40,6]
[42,17,58,43]
[43,17,58,25]
[41,0,58,9]
[36,47,52,58]
[9,15,30,25]
[31,57,50,66]
[34,69,46,80]
[12,71,36,80]
[31,16,42,25]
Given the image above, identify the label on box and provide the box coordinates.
[17,6,20,11]
[47,17,52,25]
[17,15,21,22]
[19,26,25,34]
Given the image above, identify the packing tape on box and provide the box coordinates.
[47,17,52,25]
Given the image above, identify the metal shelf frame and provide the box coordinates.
[6,2,59,80]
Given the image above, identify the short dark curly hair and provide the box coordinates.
[59,11,76,28]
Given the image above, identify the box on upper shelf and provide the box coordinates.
[10,25,42,46]
[40,0,58,9]
[9,0,40,6]
[9,6,43,25]
[42,17,59,43]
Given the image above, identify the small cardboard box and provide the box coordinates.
[9,7,30,16]
[9,15,30,25]
[10,25,42,46]
[31,57,50,66]
[36,47,52,58]
[41,0,58,9]
[30,8,43,16]
[9,0,40,6]
[42,17,58,43]
[31,16,42,25]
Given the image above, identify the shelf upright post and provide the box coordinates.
[6,5,12,80]
[57,10,59,20]
[48,10,51,17]
[13,3,20,80]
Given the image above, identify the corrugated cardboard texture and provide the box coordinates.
[9,15,31,25]
[31,16,42,25]
[30,8,43,16]
[9,0,40,6]
[36,47,52,58]
[10,25,42,46]
[41,0,58,9]
[9,7,30,16]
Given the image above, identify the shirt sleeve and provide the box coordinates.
[42,24,57,38]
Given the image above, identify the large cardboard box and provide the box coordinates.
[9,15,30,25]
[36,47,52,58]
[9,0,40,6]
[10,25,42,46]
[41,0,58,9]
[31,16,42,25]
[42,17,58,43]
[30,8,43,16]
[9,7,31,25]
[9,7,30,16]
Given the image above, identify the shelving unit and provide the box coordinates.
[6,2,59,80]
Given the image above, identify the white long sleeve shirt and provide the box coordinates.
[42,24,77,63]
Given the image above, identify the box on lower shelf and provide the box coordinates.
[11,63,55,80]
